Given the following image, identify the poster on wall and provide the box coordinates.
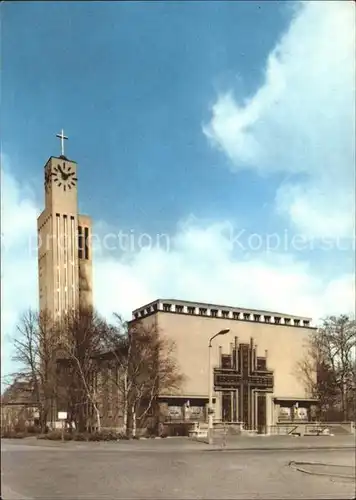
[168,406,182,419]
[278,407,291,420]
[295,407,308,420]
[187,406,204,420]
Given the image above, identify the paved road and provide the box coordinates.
[1,438,355,499]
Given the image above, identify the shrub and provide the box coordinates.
[73,432,88,441]
[146,426,158,438]
[13,432,27,439]
[1,430,27,439]
[44,430,73,441]
[117,432,130,440]
[37,429,124,442]
[13,423,26,433]
[87,430,119,441]
[87,432,101,442]
[46,431,62,440]
[102,430,119,441]
[26,425,41,434]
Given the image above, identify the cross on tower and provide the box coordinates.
[56,129,68,156]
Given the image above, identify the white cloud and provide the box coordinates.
[94,221,355,323]
[1,164,39,380]
[203,1,355,239]
[2,166,354,382]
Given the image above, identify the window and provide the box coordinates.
[199,308,207,316]
[222,310,229,318]
[163,303,171,312]
[233,312,239,320]
[146,307,151,315]
[284,318,291,325]
[211,309,218,317]
[243,313,250,320]
[257,358,267,371]
[134,312,139,319]
[78,225,84,259]
[254,314,261,322]
[274,317,281,324]
[303,320,310,327]
[221,355,231,369]
[265,316,271,323]
[187,306,195,314]
[176,305,184,313]
[84,227,89,260]
[294,319,300,326]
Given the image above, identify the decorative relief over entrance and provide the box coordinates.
[214,338,274,430]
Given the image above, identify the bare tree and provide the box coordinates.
[103,316,184,437]
[9,307,185,436]
[57,307,109,433]
[298,314,356,421]
[102,314,131,433]
[11,309,57,432]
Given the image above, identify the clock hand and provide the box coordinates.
[57,165,65,176]
[57,165,69,180]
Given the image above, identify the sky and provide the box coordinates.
[1,1,355,381]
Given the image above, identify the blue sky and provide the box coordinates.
[1,1,355,379]
[3,1,289,234]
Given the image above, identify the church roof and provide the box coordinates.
[131,298,314,328]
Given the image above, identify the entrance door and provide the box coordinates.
[222,392,232,422]
[257,394,266,433]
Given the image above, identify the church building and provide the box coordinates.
[130,299,318,431]
[36,135,318,433]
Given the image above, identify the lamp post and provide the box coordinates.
[208,328,230,445]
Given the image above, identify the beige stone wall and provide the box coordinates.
[78,214,93,309]
[135,305,315,427]
[38,210,54,315]
[155,312,311,400]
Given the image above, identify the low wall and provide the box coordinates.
[269,421,355,436]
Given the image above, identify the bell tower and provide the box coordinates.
[37,130,93,319]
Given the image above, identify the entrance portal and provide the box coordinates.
[214,338,274,430]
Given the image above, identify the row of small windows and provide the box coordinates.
[133,302,310,327]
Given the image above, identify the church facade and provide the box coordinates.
[130,299,318,431]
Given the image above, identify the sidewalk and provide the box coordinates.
[200,434,356,451]
[2,434,355,452]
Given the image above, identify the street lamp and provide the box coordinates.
[208,328,230,445]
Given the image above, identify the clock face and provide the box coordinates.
[50,162,78,192]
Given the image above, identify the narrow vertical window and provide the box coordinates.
[84,227,89,260]
[78,225,83,259]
